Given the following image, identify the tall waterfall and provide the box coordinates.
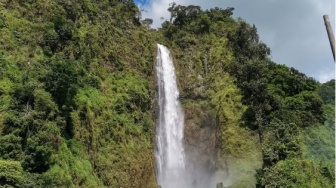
[155,44,188,188]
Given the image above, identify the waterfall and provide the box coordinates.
[155,44,188,188]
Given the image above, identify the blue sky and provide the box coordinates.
[134,0,149,6]
[136,0,335,83]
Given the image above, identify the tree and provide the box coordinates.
[258,159,334,188]
[228,21,270,61]
[318,79,335,105]
[142,18,153,28]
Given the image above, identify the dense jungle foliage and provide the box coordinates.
[0,1,334,187]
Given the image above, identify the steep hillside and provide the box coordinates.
[0,1,334,188]
[157,4,334,187]
[0,0,158,187]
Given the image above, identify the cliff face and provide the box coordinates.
[0,1,334,188]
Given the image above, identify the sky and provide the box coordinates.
[135,0,335,83]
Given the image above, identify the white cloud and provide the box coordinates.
[314,68,335,83]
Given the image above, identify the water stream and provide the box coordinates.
[155,44,188,188]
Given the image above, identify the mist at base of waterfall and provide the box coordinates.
[157,156,233,188]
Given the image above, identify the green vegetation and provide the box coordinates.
[158,4,334,187]
[0,0,156,187]
[0,1,334,187]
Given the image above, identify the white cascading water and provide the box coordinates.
[155,44,188,188]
